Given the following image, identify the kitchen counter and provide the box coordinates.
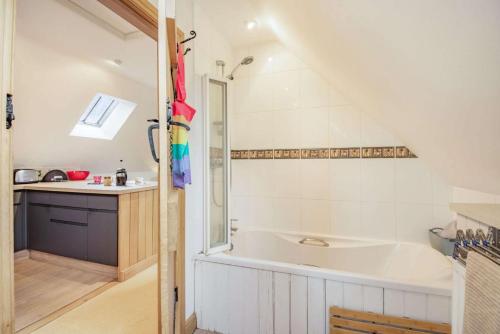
[13,180,158,195]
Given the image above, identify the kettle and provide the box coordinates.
[116,168,127,186]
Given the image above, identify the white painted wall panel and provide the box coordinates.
[427,295,451,324]
[404,292,427,321]
[228,266,259,334]
[290,275,308,334]
[258,270,274,334]
[274,272,291,334]
[308,277,325,334]
[325,281,344,331]
[384,289,404,317]
[194,261,452,333]
[362,286,383,313]
[343,283,363,311]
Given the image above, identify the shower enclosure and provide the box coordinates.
[203,75,230,254]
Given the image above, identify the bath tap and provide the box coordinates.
[230,218,239,236]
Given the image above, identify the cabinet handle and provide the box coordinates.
[50,219,87,227]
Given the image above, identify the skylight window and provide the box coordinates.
[70,93,136,140]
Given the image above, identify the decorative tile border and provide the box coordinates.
[231,146,417,160]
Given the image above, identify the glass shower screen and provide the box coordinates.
[203,76,230,254]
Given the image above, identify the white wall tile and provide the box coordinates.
[301,199,331,234]
[329,105,361,147]
[361,159,395,203]
[361,202,396,240]
[432,172,452,205]
[300,107,330,148]
[331,201,362,237]
[247,74,274,112]
[330,159,361,201]
[300,160,330,200]
[272,71,300,110]
[395,159,433,204]
[300,69,330,108]
[273,198,302,231]
[272,110,301,148]
[396,203,434,244]
[361,113,396,146]
[273,159,300,198]
[329,86,350,106]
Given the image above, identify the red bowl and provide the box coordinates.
[66,170,90,181]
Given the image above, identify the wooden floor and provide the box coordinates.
[15,257,114,331]
[33,265,158,334]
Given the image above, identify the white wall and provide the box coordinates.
[13,34,157,176]
[176,0,235,318]
[230,41,454,245]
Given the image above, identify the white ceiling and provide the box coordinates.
[201,0,500,195]
[16,0,157,87]
[194,0,276,47]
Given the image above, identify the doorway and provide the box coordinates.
[12,0,159,331]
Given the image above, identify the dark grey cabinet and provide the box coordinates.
[14,191,27,251]
[50,207,88,260]
[26,191,118,266]
[28,204,52,253]
[87,211,118,266]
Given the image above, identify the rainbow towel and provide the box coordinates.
[171,44,196,189]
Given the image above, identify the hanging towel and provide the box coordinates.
[463,252,500,334]
[171,44,196,189]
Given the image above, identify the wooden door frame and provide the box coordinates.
[98,1,186,333]
[0,0,16,332]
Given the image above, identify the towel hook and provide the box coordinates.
[179,30,196,45]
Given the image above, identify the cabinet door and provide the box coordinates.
[87,211,117,266]
[14,191,27,251]
[28,204,51,253]
[49,207,88,260]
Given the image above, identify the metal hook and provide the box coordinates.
[179,30,196,44]
[183,47,191,56]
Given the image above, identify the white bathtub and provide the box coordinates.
[194,229,453,334]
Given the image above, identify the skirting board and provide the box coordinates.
[185,313,197,334]
[29,250,117,279]
[14,249,29,261]
[118,254,157,281]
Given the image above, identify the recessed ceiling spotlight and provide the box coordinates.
[113,59,123,66]
[246,20,257,30]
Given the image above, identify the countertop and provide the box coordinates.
[13,180,158,195]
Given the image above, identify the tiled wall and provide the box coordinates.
[230,42,454,244]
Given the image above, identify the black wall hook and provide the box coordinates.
[179,30,196,45]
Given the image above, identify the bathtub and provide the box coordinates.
[194,229,453,334]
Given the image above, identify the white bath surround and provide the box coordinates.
[194,229,452,333]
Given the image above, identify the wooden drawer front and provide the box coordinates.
[28,191,51,205]
[50,192,87,208]
[50,208,88,260]
[87,195,117,211]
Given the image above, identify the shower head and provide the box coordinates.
[226,56,254,80]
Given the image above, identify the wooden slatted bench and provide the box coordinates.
[330,306,451,334]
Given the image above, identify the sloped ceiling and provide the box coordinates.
[243,0,500,194]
